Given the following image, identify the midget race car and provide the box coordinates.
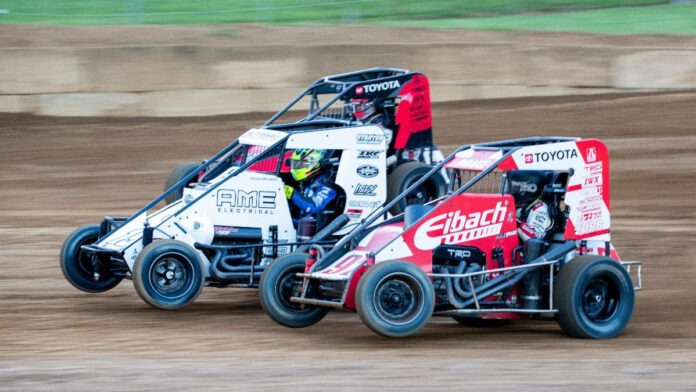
[259,137,643,339]
[60,68,449,310]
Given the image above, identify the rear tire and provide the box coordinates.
[356,260,435,338]
[259,253,329,328]
[164,162,199,204]
[387,162,445,216]
[133,240,205,310]
[60,224,122,293]
[555,255,634,339]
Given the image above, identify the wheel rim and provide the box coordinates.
[148,252,195,299]
[581,276,619,323]
[277,267,308,312]
[75,235,99,277]
[404,178,432,206]
[373,273,424,324]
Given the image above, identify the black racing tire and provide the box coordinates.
[387,161,446,216]
[259,253,329,328]
[356,260,435,338]
[554,255,635,339]
[60,224,122,293]
[163,162,200,205]
[132,240,205,310]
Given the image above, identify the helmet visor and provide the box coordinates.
[290,155,319,171]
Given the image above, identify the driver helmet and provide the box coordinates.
[348,98,376,120]
[290,149,326,181]
[506,170,550,207]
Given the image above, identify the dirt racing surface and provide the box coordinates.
[1,89,695,391]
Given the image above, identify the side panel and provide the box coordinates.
[190,171,295,243]
[397,194,518,273]
[393,73,432,149]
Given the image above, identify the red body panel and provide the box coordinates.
[393,74,432,149]
[400,194,519,272]
[341,194,519,310]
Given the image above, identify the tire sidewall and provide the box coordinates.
[133,240,205,310]
[356,260,435,338]
[60,224,122,293]
[387,162,445,216]
[556,256,635,339]
[259,253,329,328]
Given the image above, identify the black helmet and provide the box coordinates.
[506,170,553,206]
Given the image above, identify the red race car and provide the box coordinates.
[260,137,642,339]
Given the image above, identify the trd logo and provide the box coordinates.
[447,248,472,259]
[356,165,379,178]
[216,189,276,209]
[354,184,378,196]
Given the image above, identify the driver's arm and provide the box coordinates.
[289,185,336,214]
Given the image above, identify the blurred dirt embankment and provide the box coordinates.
[1,25,696,117]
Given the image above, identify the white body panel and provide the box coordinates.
[94,124,390,275]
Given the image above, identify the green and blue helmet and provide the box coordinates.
[290,149,326,181]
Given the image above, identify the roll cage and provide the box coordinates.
[265,67,435,159]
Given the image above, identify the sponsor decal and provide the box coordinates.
[240,128,285,147]
[357,134,384,145]
[446,248,472,259]
[357,150,381,159]
[346,208,364,220]
[413,201,507,250]
[356,164,379,178]
[249,175,277,182]
[449,149,502,170]
[348,200,381,209]
[354,183,378,196]
[576,218,606,235]
[586,147,597,163]
[586,162,603,174]
[524,148,578,164]
[510,180,537,193]
[216,189,276,215]
[583,175,601,187]
[355,80,401,95]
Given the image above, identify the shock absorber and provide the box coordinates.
[522,239,547,310]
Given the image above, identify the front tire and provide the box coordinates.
[356,260,435,338]
[387,162,446,216]
[132,240,205,310]
[60,224,122,293]
[259,253,329,328]
[555,255,635,339]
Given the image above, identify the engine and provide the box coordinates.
[204,225,266,286]
[432,245,487,305]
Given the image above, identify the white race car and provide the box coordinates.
[60,68,448,310]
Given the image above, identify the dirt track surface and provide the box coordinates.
[2,89,696,390]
